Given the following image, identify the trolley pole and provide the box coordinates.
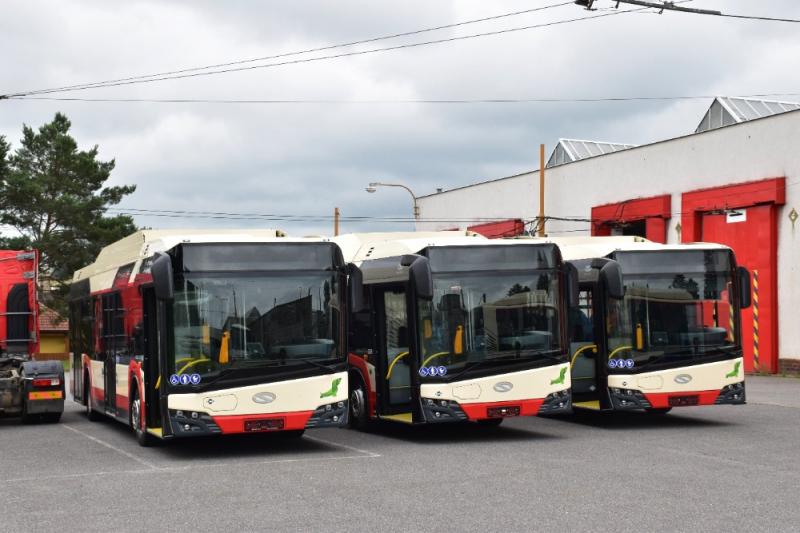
[538,143,546,236]
[334,207,340,236]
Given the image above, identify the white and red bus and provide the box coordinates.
[335,232,575,428]
[70,230,348,445]
[555,236,749,413]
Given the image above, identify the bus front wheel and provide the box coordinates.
[130,389,155,447]
[348,376,369,430]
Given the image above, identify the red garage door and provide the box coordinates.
[682,178,785,373]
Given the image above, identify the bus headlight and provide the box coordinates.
[538,389,572,414]
[420,398,467,423]
[306,400,348,428]
[715,382,746,405]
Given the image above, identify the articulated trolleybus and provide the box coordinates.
[336,232,575,428]
[558,237,750,414]
[70,230,348,445]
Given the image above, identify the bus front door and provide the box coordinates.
[570,285,602,409]
[378,287,413,422]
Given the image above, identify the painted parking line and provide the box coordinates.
[304,435,381,457]
[62,424,158,470]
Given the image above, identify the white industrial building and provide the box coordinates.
[417,97,800,375]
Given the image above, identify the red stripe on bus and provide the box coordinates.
[642,390,721,408]
[460,398,545,420]
[211,411,315,434]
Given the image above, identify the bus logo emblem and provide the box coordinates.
[494,382,513,393]
[674,374,692,384]
[252,392,276,404]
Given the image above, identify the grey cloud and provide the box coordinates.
[1,0,798,237]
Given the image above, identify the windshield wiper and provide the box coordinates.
[447,349,562,381]
[637,344,737,367]
[289,358,339,372]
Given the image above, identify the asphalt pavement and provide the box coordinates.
[1,375,799,533]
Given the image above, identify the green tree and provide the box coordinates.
[0,113,137,312]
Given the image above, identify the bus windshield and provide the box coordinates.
[417,270,561,379]
[606,250,737,371]
[170,272,342,383]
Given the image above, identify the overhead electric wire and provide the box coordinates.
[607,1,800,23]
[2,2,574,98]
[1,5,648,99]
[9,92,800,104]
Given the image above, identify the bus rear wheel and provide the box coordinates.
[130,390,155,447]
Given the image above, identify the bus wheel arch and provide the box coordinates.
[129,385,155,447]
[348,370,369,430]
[84,369,100,421]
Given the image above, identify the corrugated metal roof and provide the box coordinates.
[546,138,636,168]
[695,96,800,133]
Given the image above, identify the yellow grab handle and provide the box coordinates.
[570,344,597,368]
[608,345,633,360]
[421,351,450,368]
[385,351,409,380]
[176,357,211,375]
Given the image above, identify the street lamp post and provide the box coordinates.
[365,181,420,220]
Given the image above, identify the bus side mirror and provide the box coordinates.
[347,263,366,312]
[563,262,579,308]
[738,266,752,309]
[151,253,174,301]
[600,261,624,300]
[409,256,433,300]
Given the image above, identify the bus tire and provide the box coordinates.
[85,376,100,422]
[477,418,504,427]
[348,374,369,431]
[645,407,672,415]
[130,388,155,447]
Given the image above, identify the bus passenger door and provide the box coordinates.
[141,287,163,430]
[378,287,413,419]
[570,286,601,407]
[101,293,117,414]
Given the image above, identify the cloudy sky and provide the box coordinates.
[1,0,799,235]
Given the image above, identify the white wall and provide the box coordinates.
[418,110,800,360]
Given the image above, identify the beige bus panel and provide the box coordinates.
[420,363,570,404]
[607,357,744,394]
[167,371,347,415]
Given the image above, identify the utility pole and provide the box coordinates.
[538,144,546,236]
[334,207,340,236]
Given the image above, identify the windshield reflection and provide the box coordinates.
[418,272,561,378]
[607,264,736,370]
[170,273,342,382]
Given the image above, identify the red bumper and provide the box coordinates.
[460,398,545,420]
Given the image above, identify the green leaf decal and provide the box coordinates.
[725,361,741,379]
[550,367,567,385]
[320,377,342,398]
